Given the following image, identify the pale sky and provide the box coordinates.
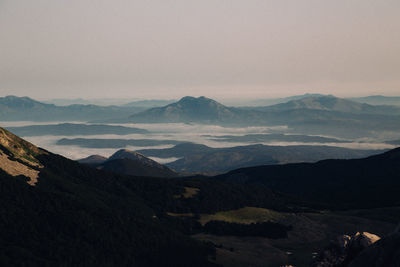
[0,0,399,100]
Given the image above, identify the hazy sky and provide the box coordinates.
[0,0,399,100]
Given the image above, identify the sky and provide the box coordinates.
[0,0,399,100]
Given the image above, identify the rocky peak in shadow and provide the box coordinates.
[80,149,178,178]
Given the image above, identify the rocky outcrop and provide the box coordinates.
[313,232,381,267]
[349,231,400,267]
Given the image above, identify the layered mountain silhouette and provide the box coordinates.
[217,147,400,208]
[79,149,177,177]
[101,95,400,138]
[2,95,400,139]
[0,95,144,121]
[137,143,384,174]
[256,95,400,115]
[122,95,400,123]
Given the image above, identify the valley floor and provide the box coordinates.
[178,207,399,267]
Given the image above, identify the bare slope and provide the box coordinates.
[0,127,46,185]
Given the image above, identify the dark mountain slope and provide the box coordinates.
[217,147,400,209]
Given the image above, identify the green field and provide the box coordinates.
[199,206,288,225]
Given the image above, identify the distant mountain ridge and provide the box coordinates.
[349,95,400,106]
[3,95,400,139]
[257,95,400,115]
[100,95,400,138]
[0,95,145,121]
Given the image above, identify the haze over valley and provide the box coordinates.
[1,95,398,174]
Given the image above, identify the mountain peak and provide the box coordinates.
[77,154,107,166]
[127,96,236,123]
[109,149,152,162]
[2,95,39,103]
[269,95,368,112]
[103,149,177,177]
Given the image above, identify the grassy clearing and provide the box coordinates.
[173,186,200,199]
[182,187,200,198]
[199,207,288,225]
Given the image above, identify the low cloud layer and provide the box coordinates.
[11,122,395,161]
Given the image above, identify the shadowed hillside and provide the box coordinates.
[217,147,400,209]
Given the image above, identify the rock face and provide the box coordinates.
[313,232,381,267]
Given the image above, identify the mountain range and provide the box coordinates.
[253,95,400,115]
[0,95,145,121]
[104,95,400,138]
[2,95,400,139]
[121,95,400,122]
